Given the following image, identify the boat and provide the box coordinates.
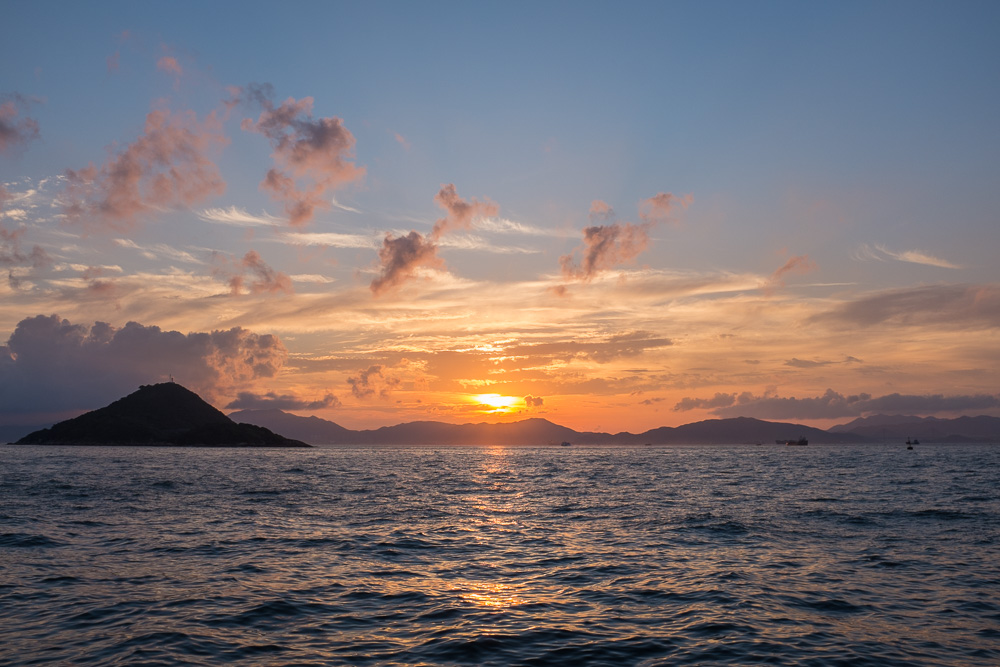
[906,437,918,450]
[560,441,572,447]
[782,437,808,446]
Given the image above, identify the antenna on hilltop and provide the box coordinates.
[169,374,174,383]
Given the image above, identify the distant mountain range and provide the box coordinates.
[230,409,1000,446]
[16,383,310,447]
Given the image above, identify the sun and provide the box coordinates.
[474,393,520,413]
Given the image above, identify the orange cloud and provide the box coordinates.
[638,192,692,223]
[64,108,227,231]
[236,83,365,226]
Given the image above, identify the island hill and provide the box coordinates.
[16,382,309,447]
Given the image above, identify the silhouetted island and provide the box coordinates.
[16,382,310,447]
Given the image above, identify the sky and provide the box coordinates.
[1,0,999,433]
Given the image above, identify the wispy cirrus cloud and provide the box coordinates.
[198,206,281,227]
[762,254,817,294]
[113,238,201,264]
[853,243,961,269]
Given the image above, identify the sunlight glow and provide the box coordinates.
[474,393,520,412]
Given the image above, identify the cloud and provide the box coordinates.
[225,390,340,411]
[638,192,691,223]
[0,314,288,418]
[853,243,961,269]
[393,132,411,151]
[212,250,293,296]
[113,238,200,264]
[810,284,1000,328]
[369,230,443,295]
[524,394,544,408]
[561,192,687,282]
[284,231,378,249]
[156,56,183,77]
[198,206,281,227]
[430,184,499,239]
[348,364,400,399]
[235,83,365,226]
[0,94,41,155]
[674,387,1000,420]
[784,356,860,368]
[64,107,227,231]
[107,50,120,73]
[1,222,51,288]
[473,217,564,237]
[763,254,817,293]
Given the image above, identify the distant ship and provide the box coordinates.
[906,437,918,450]
[777,437,808,446]
[560,441,572,447]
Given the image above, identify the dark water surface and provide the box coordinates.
[1,443,998,665]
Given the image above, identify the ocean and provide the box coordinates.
[1,443,998,665]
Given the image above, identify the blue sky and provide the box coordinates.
[2,1,998,431]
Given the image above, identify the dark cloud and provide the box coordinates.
[370,185,498,294]
[348,365,400,400]
[524,394,544,408]
[560,193,687,282]
[1,223,51,289]
[212,250,293,296]
[64,108,227,231]
[369,230,443,295]
[0,94,40,155]
[236,83,364,226]
[0,314,288,419]
[810,284,1000,329]
[225,391,340,411]
[674,387,1000,420]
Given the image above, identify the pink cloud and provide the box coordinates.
[638,192,692,223]
[370,184,498,294]
[370,230,443,295]
[156,56,183,77]
[394,132,411,151]
[213,250,293,296]
[348,364,401,399]
[763,254,817,293]
[107,51,121,73]
[0,94,41,155]
[64,108,227,231]
[236,84,365,226]
[561,192,688,281]
[431,183,499,239]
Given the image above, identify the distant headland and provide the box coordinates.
[14,383,310,447]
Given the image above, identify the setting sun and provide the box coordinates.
[474,394,520,412]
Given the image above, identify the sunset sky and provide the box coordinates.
[2,1,998,433]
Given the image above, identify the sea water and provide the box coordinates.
[1,443,998,665]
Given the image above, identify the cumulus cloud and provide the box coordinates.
[348,364,401,400]
[673,387,1000,420]
[560,192,688,282]
[370,184,496,294]
[225,390,340,411]
[212,250,293,296]
[64,108,227,231]
[0,314,288,418]
[762,254,817,293]
[234,83,365,226]
[853,243,961,269]
[0,93,41,155]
